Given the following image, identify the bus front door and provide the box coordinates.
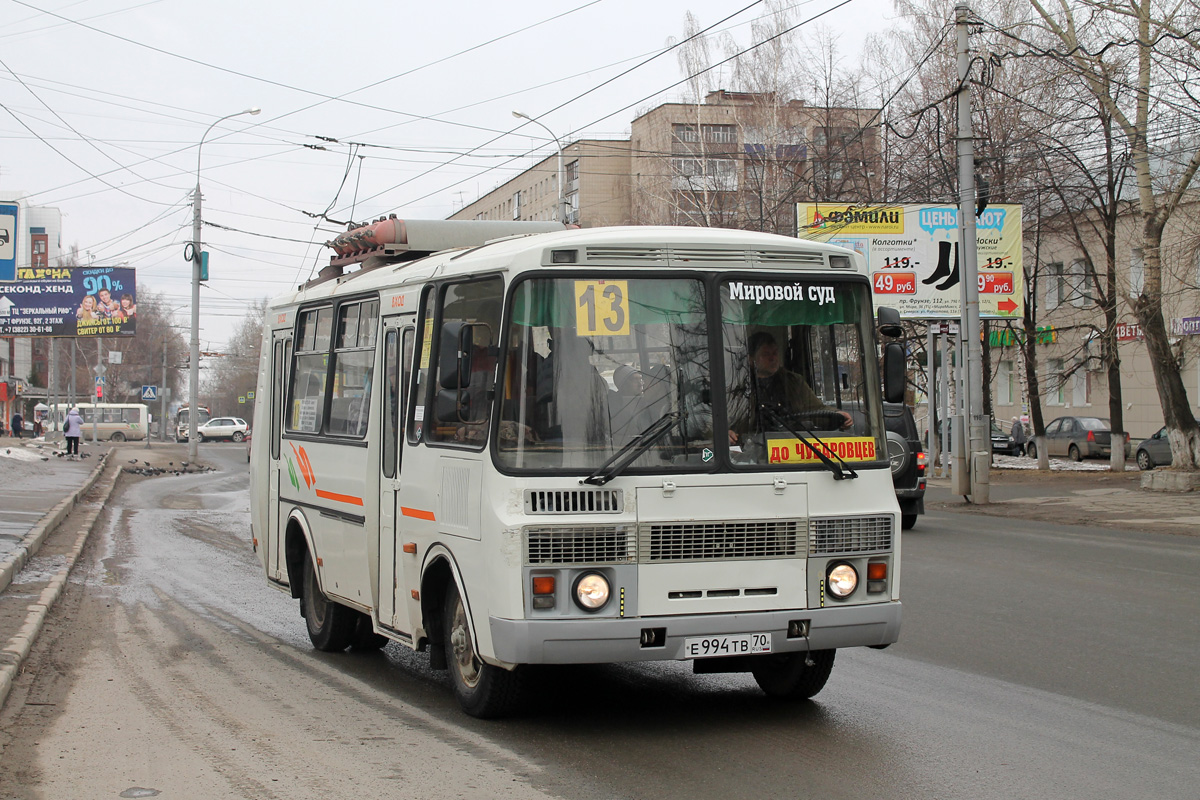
[377,322,416,638]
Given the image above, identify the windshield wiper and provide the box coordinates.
[758,404,858,481]
[583,411,681,486]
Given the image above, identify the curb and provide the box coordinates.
[0,454,121,709]
[0,451,111,596]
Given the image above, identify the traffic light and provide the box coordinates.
[96,384,103,400]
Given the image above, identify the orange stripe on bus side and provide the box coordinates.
[401,507,436,521]
[314,489,364,506]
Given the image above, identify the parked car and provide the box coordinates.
[1136,421,1198,470]
[883,402,926,531]
[1027,416,1130,461]
[196,416,249,442]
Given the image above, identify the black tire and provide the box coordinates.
[1136,449,1154,471]
[751,649,836,700]
[1068,444,1082,462]
[901,513,918,530]
[444,582,524,718]
[350,613,389,651]
[109,431,126,442]
[302,551,357,652]
[1026,441,1037,459]
[232,431,245,442]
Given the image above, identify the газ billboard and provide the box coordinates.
[795,203,1024,319]
[0,265,136,337]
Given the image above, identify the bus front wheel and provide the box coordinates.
[302,551,356,652]
[443,582,524,718]
[751,649,836,700]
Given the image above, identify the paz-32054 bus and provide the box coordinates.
[250,219,907,717]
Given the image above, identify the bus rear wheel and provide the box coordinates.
[443,582,524,718]
[109,431,126,442]
[302,551,356,652]
[751,649,836,700]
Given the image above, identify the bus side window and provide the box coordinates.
[271,339,285,460]
[382,329,399,478]
[408,287,436,446]
[428,278,502,446]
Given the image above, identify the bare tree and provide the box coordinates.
[204,299,266,417]
[1026,0,1200,469]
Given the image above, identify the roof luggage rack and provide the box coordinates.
[306,217,566,288]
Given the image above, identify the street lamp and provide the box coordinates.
[190,107,259,460]
[512,110,568,224]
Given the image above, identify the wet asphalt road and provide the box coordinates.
[22,445,1200,799]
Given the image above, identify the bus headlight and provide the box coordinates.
[573,572,610,611]
[827,563,858,598]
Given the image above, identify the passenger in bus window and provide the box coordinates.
[608,364,651,444]
[728,331,852,445]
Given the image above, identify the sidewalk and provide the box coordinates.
[925,465,1200,537]
[0,437,105,570]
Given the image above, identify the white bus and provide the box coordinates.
[52,402,150,441]
[250,220,907,717]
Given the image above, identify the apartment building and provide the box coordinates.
[450,91,880,233]
[451,139,632,227]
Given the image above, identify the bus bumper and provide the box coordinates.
[488,601,901,665]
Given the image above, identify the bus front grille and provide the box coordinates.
[524,525,636,565]
[638,520,805,563]
[808,515,893,555]
[525,489,623,514]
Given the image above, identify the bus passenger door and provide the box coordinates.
[378,322,415,634]
[268,335,290,580]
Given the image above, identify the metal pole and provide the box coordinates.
[49,338,56,436]
[93,338,100,444]
[191,107,260,462]
[927,324,936,470]
[512,111,567,223]
[956,5,988,503]
[69,338,75,409]
[161,341,168,443]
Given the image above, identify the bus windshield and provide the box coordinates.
[495,274,884,473]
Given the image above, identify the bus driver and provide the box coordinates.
[728,331,853,445]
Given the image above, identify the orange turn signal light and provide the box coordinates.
[402,542,417,554]
[532,576,556,595]
[867,562,887,581]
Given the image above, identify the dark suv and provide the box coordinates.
[883,402,926,530]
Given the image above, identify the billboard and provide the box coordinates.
[0,265,136,337]
[796,203,1024,319]
[0,202,16,282]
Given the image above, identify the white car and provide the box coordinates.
[196,416,249,442]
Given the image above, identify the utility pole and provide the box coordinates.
[93,338,101,444]
[160,342,168,443]
[956,5,989,502]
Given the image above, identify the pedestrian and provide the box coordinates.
[1011,415,1026,455]
[11,411,23,439]
[64,406,83,459]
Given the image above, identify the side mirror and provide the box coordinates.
[438,322,474,390]
[883,341,905,404]
[877,306,903,338]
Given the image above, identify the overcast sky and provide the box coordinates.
[1,0,901,349]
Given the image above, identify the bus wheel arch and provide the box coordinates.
[284,512,314,601]
[419,551,458,670]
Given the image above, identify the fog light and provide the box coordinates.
[827,563,858,598]
[532,596,555,609]
[573,572,610,611]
